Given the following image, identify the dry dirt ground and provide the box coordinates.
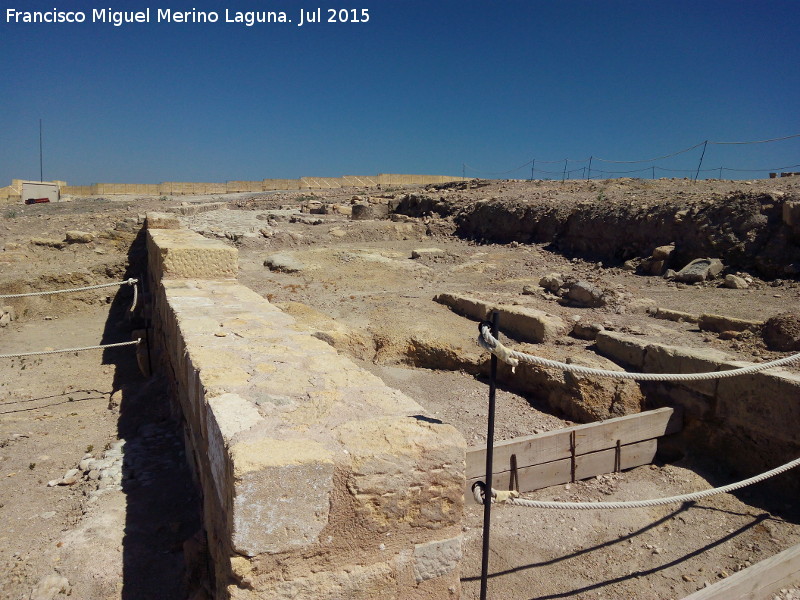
[1,178,799,600]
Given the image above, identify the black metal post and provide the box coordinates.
[479,311,500,600]
[39,119,43,182]
[694,140,708,181]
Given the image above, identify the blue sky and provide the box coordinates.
[2,1,799,185]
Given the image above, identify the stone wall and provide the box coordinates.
[145,220,466,599]
[44,174,465,197]
[596,331,800,495]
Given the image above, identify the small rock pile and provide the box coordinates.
[48,440,125,492]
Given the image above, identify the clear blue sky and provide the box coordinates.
[2,0,799,185]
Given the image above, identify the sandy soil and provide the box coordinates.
[1,179,799,599]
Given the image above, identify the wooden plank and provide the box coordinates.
[466,439,657,504]
[681,543,800,600]
[466,407,678,479]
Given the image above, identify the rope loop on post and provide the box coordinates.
[477,323,800,382]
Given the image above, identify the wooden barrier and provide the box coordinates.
[466,408,681,501]
[681,543,800,599]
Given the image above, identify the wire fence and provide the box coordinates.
[463,133,800,181]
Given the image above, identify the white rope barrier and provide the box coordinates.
[0,278,138,299]
[477,324,800,381]
[472,455,800,509]
[0,339,140,359]
[0,278,139,312]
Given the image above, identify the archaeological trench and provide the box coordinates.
[4,178,800,598]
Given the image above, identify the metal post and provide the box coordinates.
[39,119,43,182]
[562,159,568,182]
[587,156,592,180]
[479,311,500,600]
[694,140,708,181]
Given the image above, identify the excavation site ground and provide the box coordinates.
[1,177,799,600]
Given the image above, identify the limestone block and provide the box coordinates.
[643,343,732,397]
[229,561,397,600]
[596,331,649,369]
[146,211,181,229]
[698,313,763,334]
[230,438,334,556]
[411,248,445,259]
[148,229,237,280]
[263,252,305,273]
[413,536,463,583]
[653,307,699,323]
[674,258,724,282]
[336,417,466,533]
[65,230,93,243]
[206,393,264,505]
[716,365,800,443]
[496,304,568,343]
[433,293,491,322]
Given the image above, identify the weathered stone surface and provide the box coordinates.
[411,248,445,259]
[643,343,732,397]
[166,201,227,216]
[698,313,763,334]
[571,321,603,341]
[717,366,800,443]
[263,252,305,273]
[548,354,644,422]
[207,393,264,504]
[145,211,182,229]
[336,417,465,533]
[65,230,93,243]
[724,274,749,289]
[147,228,238,279]
[433,293,490,322]
[565,280,605,307]
[652,244,675,262]
[230,438,334,556]
[499,304,569,343]
[413,536,463,583]
[539,272,564,293]
[653,307,699,323]
[596,331,649,369]
[229,561,397,600]
[674,258,724,282]
[434,293,566,343]
[30,237,65,249]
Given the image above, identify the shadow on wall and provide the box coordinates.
[101,227,206,600]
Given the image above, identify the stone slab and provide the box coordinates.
[595,330,650,369]
[147,228,238,279]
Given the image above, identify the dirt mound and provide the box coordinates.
[763,312,800,350]
[396,183,800,279]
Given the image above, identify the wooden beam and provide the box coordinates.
[680,543,800,600]
[466,439,657,504]
[466,407,679,480]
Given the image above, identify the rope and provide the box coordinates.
[0,339,140,359]
[478,324,800,382]
[472,455,800,509]
[0,278,138,299]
